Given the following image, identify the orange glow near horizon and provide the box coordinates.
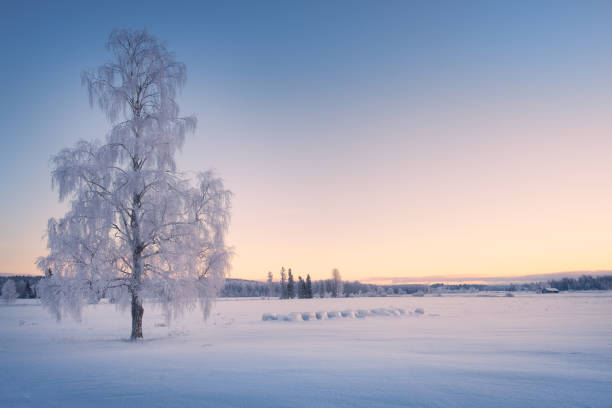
[5,101,612,282]
[209,102,612,282]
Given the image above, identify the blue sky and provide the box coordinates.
[1,1,612,279]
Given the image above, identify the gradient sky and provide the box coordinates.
[1,1,612,281]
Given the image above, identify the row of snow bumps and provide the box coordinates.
[262,307,425,321]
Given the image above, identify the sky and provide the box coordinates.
[1,0,612,282]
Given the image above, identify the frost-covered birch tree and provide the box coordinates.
[37,29,232,339]
[2,280,17,304]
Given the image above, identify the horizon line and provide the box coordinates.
[4,269,611,284]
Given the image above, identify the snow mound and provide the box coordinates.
[341,310,355,318]
[301,312,316,321]
[315,311,328,320]
[370,308,390,316]
[287,312,303,322]
[262,313,277,321]
[369,307,407,317]
[327,311,340,319]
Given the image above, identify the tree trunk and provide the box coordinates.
[131,292,144,340]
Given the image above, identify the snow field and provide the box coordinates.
[1,293,612,407]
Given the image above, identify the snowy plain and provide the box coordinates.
[1,292,611,407]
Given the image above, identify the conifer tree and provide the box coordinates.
[280,267,287,299]
[297,276,305,298]
[26,281,35,298]
[287,268,295,299]
[332,268,343,298]
[306,274,313,298]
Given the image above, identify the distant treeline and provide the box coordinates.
[219,274,612,297]
[547,275,612,291]
[2,274,612,300]
[0,276,40,299]
[221,278,379,298]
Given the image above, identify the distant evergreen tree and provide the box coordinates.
[267,271,274,298]
[287,268,295,299]
[23,281,35,299]
[306,274,313,298]
[332,268,343,298]
[297,276,305,299]
[280,267,288,299]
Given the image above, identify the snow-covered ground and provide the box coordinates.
[1,292,611,407]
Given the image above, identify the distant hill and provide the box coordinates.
[362,270,612,285]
